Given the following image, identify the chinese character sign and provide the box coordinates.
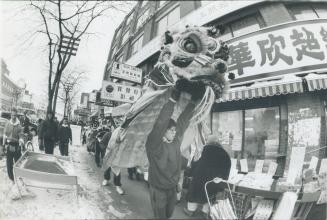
[227,19,327,80]
[101,81,142,103]
[111,62,143,83]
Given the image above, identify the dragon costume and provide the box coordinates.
[103,25,233,173]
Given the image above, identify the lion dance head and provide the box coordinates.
[146,25,233,100]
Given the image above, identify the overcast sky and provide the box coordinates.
[0,1,134,112]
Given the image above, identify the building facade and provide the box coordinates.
[1,59,23,113]
[103,1,327,179]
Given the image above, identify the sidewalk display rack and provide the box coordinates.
[204,154,326,220]
[13,151,78,201]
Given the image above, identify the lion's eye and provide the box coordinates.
[183,38,198,53]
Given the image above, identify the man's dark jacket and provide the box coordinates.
[187,143,231,204]
[145,99,195,189]
[58,125,72,143]
[40,119,58,141]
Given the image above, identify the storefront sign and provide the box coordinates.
[228,19,327,83]
[101,81,142,103]
[111,62,142,84]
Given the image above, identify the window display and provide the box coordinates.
[244,107,280,172]
[212,110,243,156]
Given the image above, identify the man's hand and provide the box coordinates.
[69,140,72,145]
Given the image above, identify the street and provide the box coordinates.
[0,145,200,219]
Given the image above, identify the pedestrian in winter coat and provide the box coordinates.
[39,111,58,154]
[58,118,72,156]
[22,111,31,134]
[145,81,201,219]
[183,135,231,217]
[3,108,24,182]
[37,119,44,151]
[95,127,111,167]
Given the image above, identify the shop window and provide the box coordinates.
[156,6,180,36]
[244,107,280,172]
[131,34,144,55]
[230,14,262,37]
[212,110,243,157]
[121,30,130,45]
[288,4,318,20]
[136,9,150,30]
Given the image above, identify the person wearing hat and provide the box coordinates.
[3,108,24,182]
[183,134,231,217]
[58,117,72,156]
[39,111,58,154]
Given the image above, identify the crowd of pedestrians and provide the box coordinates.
[2,107,232,219]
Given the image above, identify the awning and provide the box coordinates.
[217,74,327,103]
[306,73,327,91]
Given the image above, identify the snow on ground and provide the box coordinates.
[0,145,131,219]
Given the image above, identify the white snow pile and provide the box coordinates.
[0,146,131,219]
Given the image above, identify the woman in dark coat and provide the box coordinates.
[184,135,231,216]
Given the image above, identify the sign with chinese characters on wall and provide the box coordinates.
[227,19,327,83]
[111,62,142,84]
[101,81,142,103]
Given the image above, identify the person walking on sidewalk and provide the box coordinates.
[39,111,58,154]
[102,167,125,195]
[37,119,44,151]
[95,126,111,167]
[100,127,125,195]
[145,79,204,219]
[2,108,24,182]
[58,118,72,156]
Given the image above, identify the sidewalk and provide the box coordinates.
[0,144,205,219]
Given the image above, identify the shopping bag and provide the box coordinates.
[210,198,237,220]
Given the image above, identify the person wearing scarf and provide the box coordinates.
[58,117,72,156]
[3,108,24,182]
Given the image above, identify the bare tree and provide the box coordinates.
[58,68,86,120]
[28,0,132,115]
